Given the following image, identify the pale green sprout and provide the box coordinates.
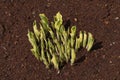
[51,54,59,70]
[54,12,63,31]
[86,32,94,51]
[75,31,83,50]
[27,12,94,71]
[39,14,49,30]
[33,20,40,41]
[71,48,76,65]
[83,31,87,48]
[27,31,41,60]
[70,26,76,48]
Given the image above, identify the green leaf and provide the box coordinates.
[54,12,63,31]
[86,32,94,51]
[40,26,46,40]
[51,54,59,70]
[49,47,53,56]
[41,49,49,68]
[48,39,54,51]
[47,52,51,64]
[27,30,37,48]
[33,20,40,41]
[31,48,41,60]
[83,31,87,48]
[61,44,68,62]
[27,30,41,60]
[39,14,49,32]
[39,14,48,25]
[71,48,76,65]
[66,39,71,60]
[40,36,49,68]
[70,26,76,38]
[48,28,55,39]
[71,38,75,48]
[75,31,83,50]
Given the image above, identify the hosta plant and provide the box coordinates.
[27,12,94,72]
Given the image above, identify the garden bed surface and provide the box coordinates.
[0,0,120,80]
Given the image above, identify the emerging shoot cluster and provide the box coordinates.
[27,12,94,71]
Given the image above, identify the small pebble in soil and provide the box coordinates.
[57,70,60,74]
[14,41,18,45]
[109,60,112,64]
[32,11,36,18]
[5,11,11,16]
[2,46,7,51]
[11,0,13,2]
[110,42,115,46]
[118,56,120,59]
[3,53,9,59]
[110,43,112,46]
[46,3,51,8]
[102,55,106,59]
[104,20,109,25]
[112,42,115,44]
[74,18,77,22]
[5,74,9,77]
[32,11,35,15]
[115,17,119,20]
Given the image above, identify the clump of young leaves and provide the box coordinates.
[27,12,94,72]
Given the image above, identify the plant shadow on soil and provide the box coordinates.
[91,41,103,51]
[64,19,71,30]
[74,41,103,65]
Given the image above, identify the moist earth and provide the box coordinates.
[0,0,120,80]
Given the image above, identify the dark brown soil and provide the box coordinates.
[0,0,120,80]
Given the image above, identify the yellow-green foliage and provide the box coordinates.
[27,12,94,71]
